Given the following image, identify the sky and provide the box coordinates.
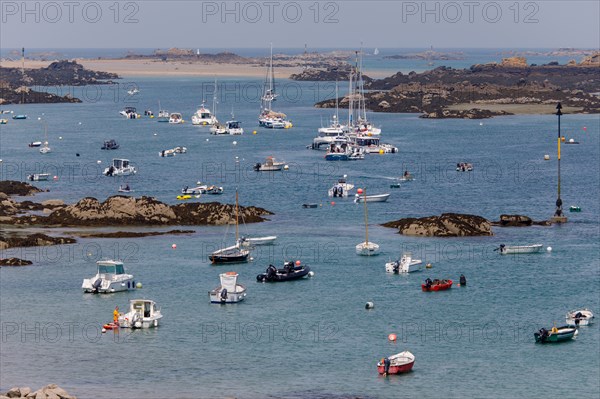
[0,0,599,49]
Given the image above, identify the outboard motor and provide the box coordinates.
[92,278,102,293]
[220,288,228,303]
[383,357,391,375]
[460,274,467,286]
[254,163,262,171]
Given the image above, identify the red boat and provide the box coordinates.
[377,351,415,375]
[421,279,453,292]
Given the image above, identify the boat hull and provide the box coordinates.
[356,242,380,256]
[355,194,390,203]
[209,253,249,264]
[257,266,311,282]
[534,327,578,343]
[499,244,543,254]
[209,286,247,303]
[377,361,415,375]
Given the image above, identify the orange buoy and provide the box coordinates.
[295,260,301,266]
[330,201,335,206]
[172,244,177,249]
[388,333,397,342]
[357,188,363,194]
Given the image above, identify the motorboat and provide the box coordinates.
[169,113,184,124]
[0,118,7,124]
[119,107,140,119]
[28,141,42,147]
[354,193,390,203]
[191,102,215,126]
[352,135,397,153]
[118,299,163,328]
[254,156,285,171]
[496,244,543,254]
[325,143,364,161]
[456,162,473,171]
[157,107,170,123]
[328,177,354,197]
[377,351,415,375]
[256,261,311,282]
[103,158,137,176]
[422,278,453,292]
[566,309,594,326]
[82,260,135,294]
[564,138,580,144]
[225,119,244,135]
[159,149,176,157]
[534,326,578,343]
[209,191,250,264]
[126,88,139,96]
[12,114,27,120]
[144,110,153,117]
[205,185,223,195]
[258,45,292,129]
[27,173,50,181]
[118,184,132,193]
[210,123,228,135]
[302,203,318,208]
[101,139,119,150]
[386,252,422,273]
[240,235,277,247]
[209,272,247,303]
[182,185,206,195]
[356,189,380,256]
[312,133,351,150]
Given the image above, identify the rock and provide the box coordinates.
[0,181,43,196]
[0,258,34,266]
[41,199,64,206]
[492,214,551,227]
[382,213,493,237]
[0,233,76,248]
[20,388,32,397]
[579,52,600,66]
[6,387,21,398]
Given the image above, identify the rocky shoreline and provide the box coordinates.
[313,54,600,118]
[1,384,76,399]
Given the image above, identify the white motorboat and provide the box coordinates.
[254,156,285,171]
[181,184,222,195]
[159,149,176,157]
[82,260,135,294]
[325,143,364,161]
[457,162,473,171]
[118,184,132,193]
[169,113,184,124]
[353,135,397,153]
[209,272,247,304]
[354,193,390,203]
[28,141,42,147]
[496,244,543,254]
[239,235,277,247]
[258,44,292,129]
[127,88,139,96]
[566,309,594,326]
[191,102,215,126]
[328,177,354,197]
[312,133,351,150]
[225,119,244,135]
[103,158,137,176]
[120,106,140,119]
[27,173,50,181]
[356,189,380,256]
[210,123,227,135]
[386,252,422,273]
[118,299,163,328]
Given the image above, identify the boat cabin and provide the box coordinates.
[97,260,127,277]
[129,299,159,319]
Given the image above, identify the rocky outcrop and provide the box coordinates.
[0,257,34,266]
[2,384,76,398]
[7,196,272,227]
[492,214,551,227]
[0,233,76,250]
[500,57,528,67]
[382,213,493,237]
[0,181,43,196]
[579,52,600,66]
[75,229,195,238]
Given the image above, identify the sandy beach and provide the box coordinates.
[1,58,305,79]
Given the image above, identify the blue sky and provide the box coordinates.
[1,1,599,49]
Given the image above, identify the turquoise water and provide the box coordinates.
[0,76,599,398]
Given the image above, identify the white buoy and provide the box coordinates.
[283,165,289,170]
[206,138,209,142]
[59,136,63,140]
[232,141,237,145]
[365,302,374,309]
[569,138,575,143]
[479,122,483,126]
[101,328,107,333]
[153,133,157,136]
[37,117,41,120]
[97,160,101,164]
[544,155,550,160]
[78,122,82,125]
[249,257,254,262]
[547,246,552,252]
[308,271,315,277]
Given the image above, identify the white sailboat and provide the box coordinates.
[356,189,380,256]
[209,191,250,264]
[258,44,292,129]
[157,100,169,122]
[313,81,347,149]
[350,48,381,137]
[39,124,51,154]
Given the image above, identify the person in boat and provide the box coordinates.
[107,165,115,176]
[124,184,130,191]
[539,328,548,340]
[383,357,391,376]
[459,274,466,286]
[574,312,583,326]
[425,278,432,289]
[113,306,119,325]
[284,262,293,274]
[403,170,411,178]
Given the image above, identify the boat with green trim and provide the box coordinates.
[534,326,578,343]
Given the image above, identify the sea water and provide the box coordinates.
[0,75,598,398]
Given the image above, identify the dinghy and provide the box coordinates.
[256,261,311,282]
[496,244,543,254]
[566,309,594,326]
[377,351,415,375]
[209,272,247,303]
[534,326,578,343]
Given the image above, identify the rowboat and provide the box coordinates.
[354,193,390,203]
[422,278,452,292]
[566,309,594,326]
[497,244,543,254]
[534,326,578,343]
[240,236,277,247]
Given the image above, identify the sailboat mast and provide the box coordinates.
[213,78,218,118]
[363,189,368,245]
[348,67,353,127]
[335,80,339,123]
[235,190,239,242]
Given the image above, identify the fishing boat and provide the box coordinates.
[118,299,163,328]
[225,119,244,135]
[101,139,119,150]
[422,278,453,292]
[566,309,594,326]
[28,141,42,147]
[352,135,397,153]
[328,176,354,197]
[209,191,250,264]
[27,173,50,181]
[12,114,27,120]
[82,260,135,294]
[119,107,140,119]
[534,326,578,343]
[496,244,543,254]
[258,44,292,129]
[386,252,422,273]
[356,189,380,256]
[239,236,277,247]
[256,261,311,282]
[354,193,390,203]
[254,156,285,171]
[103,158,137,176]
[169,113,184,124]
[209,272,247,303]
[377,351,415,375]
